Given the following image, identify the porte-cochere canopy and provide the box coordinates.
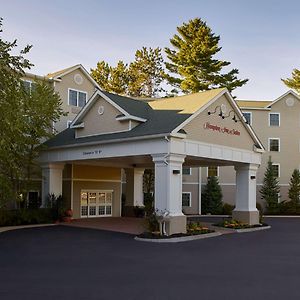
[39,88,264,235]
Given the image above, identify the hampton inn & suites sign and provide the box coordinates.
[203,122,241,136]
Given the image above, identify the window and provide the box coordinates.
[277,193,281,203]
[269,113,280,127]
[207,166,219,177]
[269,138,280,152]
[22,80,36,93]
[68,89,87,107]
[182,167,191,175]
[272,164,280,178]
[243,112,252,125]
[182,193,191,207]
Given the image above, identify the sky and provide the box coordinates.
[1,0,300,100]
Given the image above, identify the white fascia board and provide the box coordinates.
[115,115,147,122]
[172,89,265,152]
[239,107,271,111]
[171,88,227,134]
[225,92,265,152]
[50,64,102,89]
[70,122,84,129]
[268,90,300,107]
[41,133,171,151]
[71,89,132,127]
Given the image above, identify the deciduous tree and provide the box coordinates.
[0,18,65,208]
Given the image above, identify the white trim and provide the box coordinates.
[198,167,202,215]
[71,90,131,127]
[80,189,113,218]
[116,115,147,122]
[242,111,252,125]
[71,164,74,211]
[206,166,219,177]
[268,138,280,152]
[172,89,227,133]
[75,128,130,139]
[68,88,88,107]
[182,192,192,207]
[239,107,271,111]
[71,122,84,129]
[172,89,265,152]
[48,64,102,89]
[272,163,280,178]
[67,120,73,128]
[268,112,280,127]
[268,90,300,107]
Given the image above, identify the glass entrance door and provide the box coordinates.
[80,190,113,218]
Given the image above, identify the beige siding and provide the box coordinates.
[183,95,255,151]
[54,68,97,132]
[182,184,199,215]
[76,96,130,138]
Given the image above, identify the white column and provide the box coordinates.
[198,167,202,215]
[233,163,259,225]
[41,163,65,207]
[133,168,145,206]
[152,154,186,235]
[124,168,145,215]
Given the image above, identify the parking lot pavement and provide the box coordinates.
[1,218,300,300]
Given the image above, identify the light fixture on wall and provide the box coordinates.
[207,106,224,118]
[221,109,248,124]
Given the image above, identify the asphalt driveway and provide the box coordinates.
[1,217,300,300]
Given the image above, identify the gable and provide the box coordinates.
[183,94,256,151]
[75,95,131,138]
[267,92,300,111]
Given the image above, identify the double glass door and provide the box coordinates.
[80,190,113,217]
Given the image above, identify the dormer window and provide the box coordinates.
[68,89,87,108]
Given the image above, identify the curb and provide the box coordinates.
[236,225,271,233]
[0,223,57,234]
[134,232,222,243]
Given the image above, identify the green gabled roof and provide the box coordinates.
[44,89,226,149]
[101,91,150,119]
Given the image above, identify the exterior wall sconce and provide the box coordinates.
[222,110,249,124]
[207,106,223,118]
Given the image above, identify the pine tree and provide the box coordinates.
[260,157,280,214]
[90,60,111,91]
[282,68,300,94]
[165,18,248,93]
[201,176,223,214]
[108,61,129,95]
[288,169,300,209]
[91,47,165,97]
[128,47,165,97]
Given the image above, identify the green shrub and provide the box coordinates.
[222,203,235,215]
[145,211,159,232]
[0,208,55,227]
[133,206,145,218]
[144,193,154,216]
[202,176,223,214]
